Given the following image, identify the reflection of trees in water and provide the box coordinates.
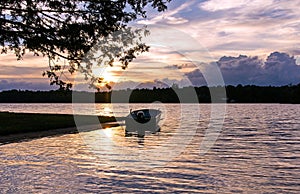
[0,0,171,90]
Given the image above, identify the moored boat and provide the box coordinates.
[125,109,162,136]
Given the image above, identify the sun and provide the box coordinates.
[92,67,117,83]
[102,72,116,83]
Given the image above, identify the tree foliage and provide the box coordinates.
[0,0,171,90]
[1,84,300,103]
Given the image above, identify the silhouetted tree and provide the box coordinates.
[2,84,300,103]
[0,0,171,90]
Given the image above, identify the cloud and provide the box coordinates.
[164,16,188,25]
[185,69,207,86]
[110,81,140,90]
[164,63,195,70]
[135,80,170,89]
[138,16,188,25]
[164,0,299,60]
[0,51,49,68]
[137,0,194,25]
[1,0,300,90]
[160,78,192,88]
[2,51,299,91]
[107,80,169,90]
[247,8,295,20]
[199,0,252,12]
[110,78,192,90]
[262,52,300,85]
[0,79,58,91]
[216,54,264,85]
[185,52,300,86]
[0,65,46,78]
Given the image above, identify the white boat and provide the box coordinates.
[125,109,162,136]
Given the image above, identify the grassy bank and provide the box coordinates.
[0,112,120,136]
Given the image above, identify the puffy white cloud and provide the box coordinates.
[185,52,300,86]
[262,52,300,85]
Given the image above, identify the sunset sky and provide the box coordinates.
[1,0,300,91]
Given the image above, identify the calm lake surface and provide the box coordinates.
[0,103,299,193]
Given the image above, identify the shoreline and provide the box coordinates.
[0,112,124,144]
[0,122,121,145]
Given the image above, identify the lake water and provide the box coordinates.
[0,103,299,193]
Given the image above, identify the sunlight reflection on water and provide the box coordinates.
[0,104,299,193]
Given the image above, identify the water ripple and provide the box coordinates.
[0,104,299,193]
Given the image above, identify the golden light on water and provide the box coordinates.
[103,128,113,137]
[103,107,113,116]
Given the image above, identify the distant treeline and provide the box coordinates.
[0,84,300,103]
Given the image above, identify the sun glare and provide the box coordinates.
[103,128,114,138]
[103,72,116,83]
[92,67,117,83]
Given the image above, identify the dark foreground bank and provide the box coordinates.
[0,112,123,144]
